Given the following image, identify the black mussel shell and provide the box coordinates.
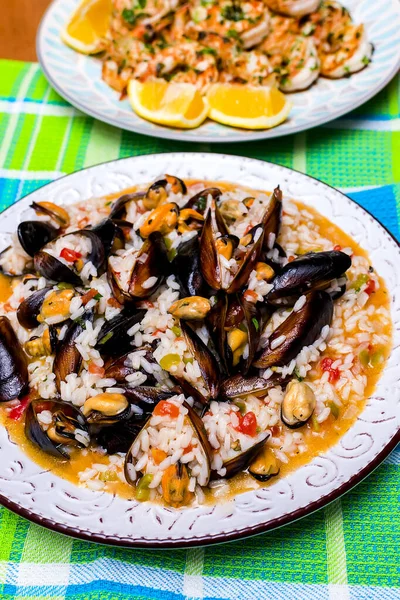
[220,373,287,399]
[129,232,169,299]
[17,221,59,257]
[261,186,282,250]
[173,235,209,297]
[165,174,187,195]
[104,346,157,385]
[89,219,125,258]
[213,435,269,480]
[34,230,105,285]
[95,309,146,357]
[123,386,176,419]
[53,310,94,392]
[109,192,145,220]
[227,225,264,294]
[254,290,333,369]
[0,316,29,402]
[17,286,51,329]
[96,419,142,454]
[181,320,220,403]
[199,202,232,290]
[207,292,229,371]
[185,188,222,214]
[266,251,352,306]
[248,446,280,482]
[25,399,89,459]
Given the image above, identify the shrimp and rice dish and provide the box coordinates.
[0,174,391,507]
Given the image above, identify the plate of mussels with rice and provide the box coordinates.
[0,153,398,547]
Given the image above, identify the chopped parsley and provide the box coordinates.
[226,28,240,39]
[93,293,103,301]
[98,332,113,345]
[198,47,218,57]
[251,317,259,331]
[122,8,137,25]
[361,55,370,65]
[221,4,244,22]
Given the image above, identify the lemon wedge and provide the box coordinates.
[206,84,292,130]
[61,0,112,55]
[128,80,209,129]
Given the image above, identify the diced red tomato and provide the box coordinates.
[236,411,257,437]
[82,288,99,305]
[8,396,30,421]
[270,425,281,437]
[107,297,122,309]
[365,279,376,295]
[288,256,296,263]
[60,248,82,262]
[183,443,194,455]
[333,245,342,252]
[88,361,105,377]
[244,290,258,303]
[320,357,340,383]
[154,401,180,419]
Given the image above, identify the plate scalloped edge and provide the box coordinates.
[0,153,399,548]
[36,0,400,143]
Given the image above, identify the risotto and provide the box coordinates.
[0,176,392,507]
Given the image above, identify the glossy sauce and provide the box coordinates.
[0,182,392,504]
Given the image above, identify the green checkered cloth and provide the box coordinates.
[0,59,399,600]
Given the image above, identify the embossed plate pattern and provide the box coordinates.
[0,154,398,547]
[36,0,400,143]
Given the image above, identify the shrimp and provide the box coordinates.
[264,0,320,18]
[259,14,319,91]
[221,47,276,86]
[102,38,154,93]
[300,1,372,78]
[184,0,271,49]
[318,24,373,78]
[111,0,182,31]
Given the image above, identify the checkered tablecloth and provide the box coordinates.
[0,59,399,600]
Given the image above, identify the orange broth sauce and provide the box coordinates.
[0,180,393,504]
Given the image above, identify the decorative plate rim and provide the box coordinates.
[36,0,400,143]
[0,153,398,548]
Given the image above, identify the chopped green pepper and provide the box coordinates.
[159,353,181,370]
[328,401,339,419]
[57,282,74,290]
[171,326,181,337]
[136,473,153,501]
[99,470,118,482]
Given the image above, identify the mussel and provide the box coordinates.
[124,400,212,501]
[17,221,59,257]
[34,230,105,285]
[95,309,146,357]
[220,373,287,399]
[53,310,94,392]
[89,219,125,258]
[82,392,133,426]
[261,186,282,250]
[143,175,187,211]
[108,232,168,303]
[108,192,145,221]
[31,201,70,228]
[25,399,89,459]
[208,294,261,375]
[0,316,29,402]
[266,251,352,306]
[172,234,209,297]
[215,435,269,480]
[281,380,316,428]
[185,187,221,214]
[249,446,280,481]
[254,290,333,368]
[168,296,211,321]
[174,320,220,404]
[17,286,52,329]
[200,201,265,293]
[104,346,156,384]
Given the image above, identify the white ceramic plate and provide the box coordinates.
[0,153,399,547]
[37,0,400,144]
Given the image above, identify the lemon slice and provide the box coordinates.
[128,80,209,129]
[206,84,292,130]
[61,0,112,55]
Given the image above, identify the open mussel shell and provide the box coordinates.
[108,192,145,220]
[16,286,51,329]
[214,435,269,480]
[254,290,333,369]
[82,392,134,427]
[34,230,105,285]
[227,225,265,294]
[124,400,212,487]
[261,186,282,250]
[172,235,209,297]
[96,419,142,454]
[220,373,287,399]
[266,251,352,306]
[248,446,280,482]
[17,221,59,257]
[0,316,29,402]
[281,380,316,429]
[89,218,125,258]
[185,187,222,214]
[180,320,220,403]
[53,310,94,392]
[104,346,157,385]
[95,309,146,357]
[25,399,89,459]
[199,202,230,291]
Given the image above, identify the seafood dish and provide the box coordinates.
[0,175,391,508]
[101,0,372,95]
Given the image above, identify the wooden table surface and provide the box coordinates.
[1,0,52,61]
